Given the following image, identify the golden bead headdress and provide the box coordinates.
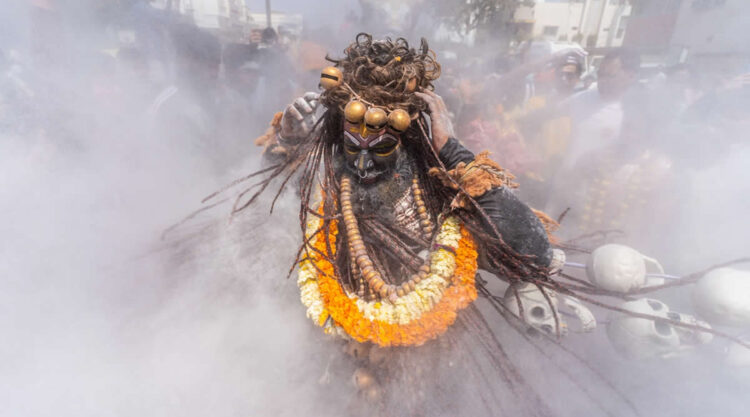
[318,33,441,133]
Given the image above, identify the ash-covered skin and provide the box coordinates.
[332,136,553,267]
[335,147,415,226]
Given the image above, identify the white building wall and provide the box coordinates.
[595,1,631,48]
[187,0,222,29]
[527,2,586,41]
[150,0,252,41]
[516,0,631,48]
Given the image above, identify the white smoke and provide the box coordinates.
[1,1,749,417]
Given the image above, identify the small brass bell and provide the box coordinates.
[387,108,411,133]
[319,66,343,89]
[344,100,367,124]
[363,107,387,130]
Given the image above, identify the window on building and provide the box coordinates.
[543,26,559,37]
[616,15,628,38]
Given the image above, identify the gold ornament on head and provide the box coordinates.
[344,100,367,124]
[387,108,411,133]
[406,77,418,92]
[364,107,387,130]
[319,66,343,90]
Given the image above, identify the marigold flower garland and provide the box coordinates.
[297,204,479,347]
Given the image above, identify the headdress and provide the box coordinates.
[317,33,441,131]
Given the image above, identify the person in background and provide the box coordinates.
[497,51,586,207]
[260,27,278,49]
[555,48,641,171]
[149,24,222,160]
[543,48,677,248]
[116,46,154,107]
[218,43,266,165]
[555,53,585,97]
[597,48,640,102]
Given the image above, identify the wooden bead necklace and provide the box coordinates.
[340,175,435,302]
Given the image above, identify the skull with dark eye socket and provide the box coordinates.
[341,120,402,185]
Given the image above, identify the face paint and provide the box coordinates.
[342,120,401,185]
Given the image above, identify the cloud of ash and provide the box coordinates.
[1,1,749,417]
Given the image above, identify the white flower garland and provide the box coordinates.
[297,210,463,327]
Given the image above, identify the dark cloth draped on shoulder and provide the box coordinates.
[438,138,552,266]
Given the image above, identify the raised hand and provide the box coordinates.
[280,92,320,141]
[414,89,456,153]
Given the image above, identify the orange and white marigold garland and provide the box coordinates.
[297,205,479,347]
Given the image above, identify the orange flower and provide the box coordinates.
[307,215,479,347]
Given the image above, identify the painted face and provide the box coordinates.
[342,120,401,185]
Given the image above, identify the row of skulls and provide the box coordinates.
[502,245,750,364]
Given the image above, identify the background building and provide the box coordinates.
[151,0,255,42]
[625,0,750,71]
[514,0,632,48]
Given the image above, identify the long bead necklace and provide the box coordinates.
[340,175,435,302]
[411,177,435,241]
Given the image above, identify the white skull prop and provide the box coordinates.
[586,244,665,292]
[692,268,750,327]
[503,282,564,336]
[606,298,712,360]
[664,310,713,346]
[562,296,597,333]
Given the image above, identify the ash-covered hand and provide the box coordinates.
[280,92,320,142]
[415,89,456,153]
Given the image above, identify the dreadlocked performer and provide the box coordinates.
[250,34,570,416]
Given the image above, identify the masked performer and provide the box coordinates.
[246,33,574,416]
[178,32,746,417]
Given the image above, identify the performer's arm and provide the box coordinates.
[438,137,553,267]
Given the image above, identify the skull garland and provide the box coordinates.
[504,283,562,336]
[692,268,750,328]
[606,298,713,360]
[586,244,666,292]
[503,282,597,336]
[562,296,597,333]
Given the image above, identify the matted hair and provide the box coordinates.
[320,33,441,116]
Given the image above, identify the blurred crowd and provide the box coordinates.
[2,1,749,267]
[433,39,750,262]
